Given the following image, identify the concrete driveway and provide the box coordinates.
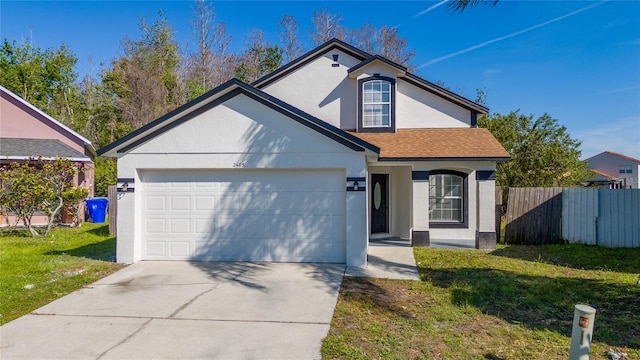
[1,261,345,360]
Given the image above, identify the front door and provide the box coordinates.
[370,174,388,233]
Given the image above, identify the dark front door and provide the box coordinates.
[371,174,388,233]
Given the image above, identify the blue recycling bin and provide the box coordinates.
[86,197,109,223]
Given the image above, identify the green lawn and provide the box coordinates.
[322,244,640,359]
[0,223,125,325]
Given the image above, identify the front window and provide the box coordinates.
[429,174,463,223]
[362,80,391,127]
[619,165,632,174]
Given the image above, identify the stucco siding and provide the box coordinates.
[396,79,471,128]
[128,94,355,156]
[260,50,361,130]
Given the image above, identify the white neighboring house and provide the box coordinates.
[587,151,640,189]
[98,39,510,268]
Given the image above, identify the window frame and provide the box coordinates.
[428,170,469,228]
[619,165,633,174]
[357,75,396,132]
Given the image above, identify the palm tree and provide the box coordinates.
[448,0,499,12]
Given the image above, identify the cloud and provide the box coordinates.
[484,68,502,75]
[417,0,607,68]
[616,39,640,46]
[413,0,450,18]
[575,116,640,159]
[605,85,640,94]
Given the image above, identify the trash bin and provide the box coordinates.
[86,197,108,223]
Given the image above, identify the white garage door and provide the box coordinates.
[140,170,346,262]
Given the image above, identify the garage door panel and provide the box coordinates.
[170,242,190,257]
[170,218,191,234]
[145,196,166,211]
[146,242,166,257]
[145,218,166,233]
[195,218,215,234]
[195,196,215,211]
[141,170,346,262]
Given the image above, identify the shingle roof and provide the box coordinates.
[590,169,617,179]
[0,138,90,161]
[347,128,510,161]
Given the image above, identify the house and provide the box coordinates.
[98,39,510,268]
[586,151,640,189]
[0,85,96,225]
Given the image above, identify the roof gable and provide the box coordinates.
[252,38,370,89]
[0,85,96,156]
[98,79,378,157]
[252,39,487,115]
[587,151,640,164]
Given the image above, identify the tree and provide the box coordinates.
[374,26,415,69]
[101,11,183,129]
[278,15,304,62]
[479,111,591,192]
[309,9,346,45]
[308,12,415,69]
[0,39,80,127]
[0,158,86,236]
[185,0,234,99]
[234,30,283,83]
[447,0,499,12]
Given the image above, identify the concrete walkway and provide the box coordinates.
[345,238,421,280]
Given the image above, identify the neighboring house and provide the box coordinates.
[0,85,96,225]
[98,39,510,267]
[586,151,640,189]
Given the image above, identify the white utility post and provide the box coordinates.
[569,304,596,360]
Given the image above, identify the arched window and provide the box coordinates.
[429,171,466,224]
[358,76,395,132]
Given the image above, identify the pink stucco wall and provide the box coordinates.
[0,91,88,156]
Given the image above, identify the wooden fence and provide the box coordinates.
[562,188,640,247]
[504,187,563,245]
[107,185,117,235]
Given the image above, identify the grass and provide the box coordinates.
[322,244,640,359]
[0,223,125,325]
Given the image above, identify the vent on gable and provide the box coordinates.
[332,54,339,67]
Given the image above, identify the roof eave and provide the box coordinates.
[347,55,408,79]
[97,79,243,157]
[402,73,489,114]
[97,79,379,157]
[252,38,371,88]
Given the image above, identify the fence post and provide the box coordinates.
[107,185,117,235]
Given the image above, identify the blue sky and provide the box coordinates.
[2,0,639,159]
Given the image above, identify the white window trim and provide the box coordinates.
[362,80,392,128]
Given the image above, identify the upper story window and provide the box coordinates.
[619,165,633,174]
[363,80,391,127]
[357,76,395,132]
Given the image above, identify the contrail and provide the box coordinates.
[418,0,607,68]
[413,0,450,18]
